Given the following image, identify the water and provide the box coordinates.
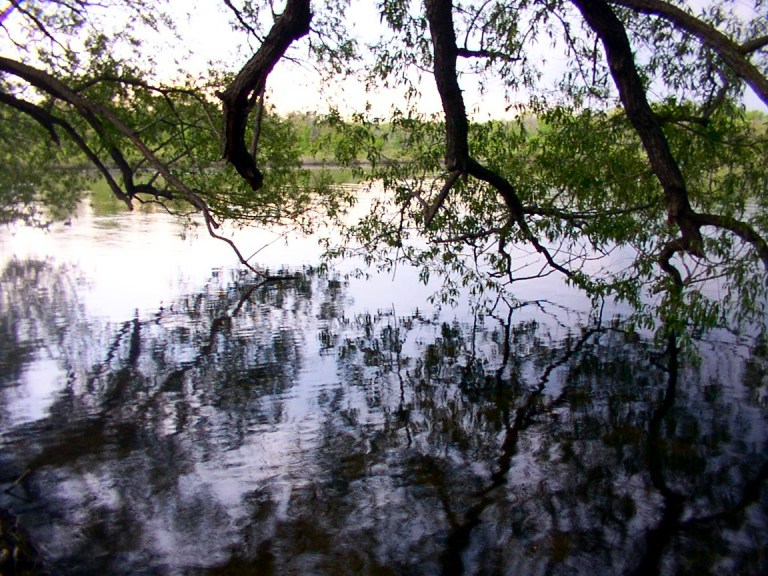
[0,201,767,575]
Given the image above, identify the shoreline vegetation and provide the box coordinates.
[20,106,768,206]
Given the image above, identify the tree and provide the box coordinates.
[1,0,766,334]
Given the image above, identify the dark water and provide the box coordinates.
[0,206,767,575]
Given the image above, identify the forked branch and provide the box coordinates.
[608,0,768,106]
[574,0,768,281]
[218,0,311,190]
[424,0,575,280]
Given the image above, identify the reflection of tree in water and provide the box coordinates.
[0,259,766,575]
[222,314,768,576]
[1,261,327,572]
[0,258,90,426]
[0,260,49,391]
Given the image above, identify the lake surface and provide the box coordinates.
[0,199,767,575]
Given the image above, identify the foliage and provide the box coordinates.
[0,0,767,336]
[0,105,88,225]
[321,104,767,337]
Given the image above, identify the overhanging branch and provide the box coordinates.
[573,0,768,283]
[424,0,576,280]
[739,34,768,55]
[424,169,461,228]
[0,89,133,209]
[694,212,768,273]
[0,56,272,275]
[608,0,768,106]
[218,0,311,190]
[456,47,520,62]
[425,0,469,171]
[571,0,704,254]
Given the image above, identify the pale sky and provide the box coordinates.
[171,0,766,116]
[0,0,764,115]
[161,0,576,119]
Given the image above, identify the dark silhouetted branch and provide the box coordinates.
[572,0,704,255]
[456,47,520,61]
[218,0,311,190]
[608,0,768,106]
[739,34,768,54]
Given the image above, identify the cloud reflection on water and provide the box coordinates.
[0,200,766,575]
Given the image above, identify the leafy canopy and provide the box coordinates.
[0,0,767,335]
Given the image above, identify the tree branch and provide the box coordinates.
[0,89,60,144]
[15,3,68,53]
[249,84,266,159]
[0,89,133,209]
[693,212,768,273]
[222,0,263,40]
[739,34,768,55]
[424,0,469,171]
[571,0,703,255]
[574,0,768,283]
[608,0,768,107]
[657,237,686,287]
[524,200,658,220]
[456,47,520,62]
[424,0,576,280]
[218,0,311,190]
[465,158,577,279]
[74,75,222,142]
[432,226,506,245]
[0,56,276,274]
[424,169,461,228]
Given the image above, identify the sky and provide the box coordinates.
[171,0,767,116]
[0,0,765,116]
[161,0,565,119]
[160,0,440,117]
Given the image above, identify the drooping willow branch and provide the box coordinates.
[424,0,576,281]
[222,0,263,41]
[739,35,768,55]
[694,212,768,272]
[73,75,221,142]
[571,0,703,248]
[456,47,521,62]
[608,0,768,107]
[0,56,270,275]
[571,0,768,282]
[0,57,180,205]
[572,0,699,287]
[0,88,134,209]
